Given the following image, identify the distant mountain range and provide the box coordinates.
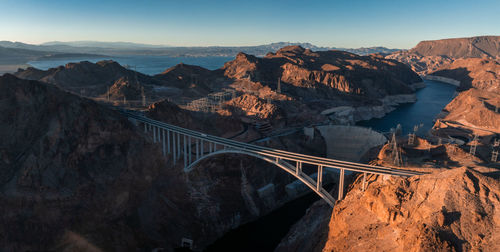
[0,40,400,58]
[40,41,170,49]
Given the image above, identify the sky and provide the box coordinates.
[0,0,499,49]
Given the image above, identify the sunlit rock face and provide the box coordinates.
[278,168,500,252]
[223,46,420,99]
[429,58,500,91]
[387,36,500,75]
[322,167,500,251]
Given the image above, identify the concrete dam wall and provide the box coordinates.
[316,125,387,162]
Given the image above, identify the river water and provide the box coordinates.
[357,80,457,136]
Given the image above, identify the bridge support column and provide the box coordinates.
[183,135,187,168]
[209,142,213,153]
[362,172,367,192]
[167,130,171,154]
[188,136,192,165]
[296,162,302,175]
[317,165,323,191]
[177,133,181,160]
[338,169,345,200]
[201,140,204,156]
[158,127,161,144]
[153,126,156,143]
[196,139,199,160]
[173,132,177,165]
[162,129,166,156]
[144,123,147,133]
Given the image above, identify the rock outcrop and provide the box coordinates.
[0,74,167,250]
[279,167,500,252]
[387,36,500,75]
[323,167,500,251]
[409,36,500,59]
[14,60,163,98]
[224,46,420,100]
[429,58,500,91]
[13,46,422,126]
[0,74,331,251]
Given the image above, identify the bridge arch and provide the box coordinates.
[184,149,336,207]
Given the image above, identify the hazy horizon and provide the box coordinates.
[1,0,499,49]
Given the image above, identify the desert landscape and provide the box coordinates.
[0,1,499,251]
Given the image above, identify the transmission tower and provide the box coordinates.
[408,124,419,145]
[469,134,478,156]
[391,133,402,166]
[277,78,281,93]
[492,150,499,162]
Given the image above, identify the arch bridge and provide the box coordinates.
[123,111,423,207]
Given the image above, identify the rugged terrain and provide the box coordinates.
[15,46,422,126]
[429,58,500,91]
[14,60,166,99]
[0,74,168,250]
[387,36,500,75]
[323,167,500,251]
[0,74,336,251]
[278,37,500,252]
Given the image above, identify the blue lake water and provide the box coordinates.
[28,55,234,75]
[357,80,457,136]
[30,56,457,136]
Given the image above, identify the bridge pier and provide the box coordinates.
[144,122,147,133]
[153,126,157,143]
[184,135,187,167]
[196,139,199,160]
[188,136,192,165]
[201,140,204,155]
[158,127,161,144]
[162,129,166,156]
[173,132,177,165]
[177,133,181,160]
[167,129,171,153]
[296,161,302,175]
[317,165,323,191]
[338,169,345,200]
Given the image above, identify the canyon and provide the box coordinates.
[276,36,500,252]
[1,37,499,251]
